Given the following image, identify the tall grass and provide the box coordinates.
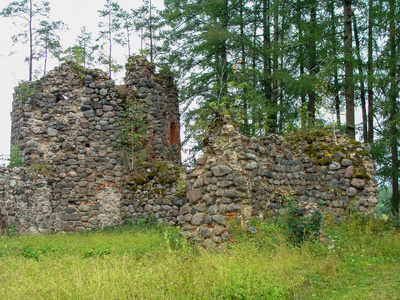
[0,215,399,299]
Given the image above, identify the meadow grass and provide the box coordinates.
[0,215,399,300]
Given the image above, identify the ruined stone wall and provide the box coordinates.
[1,57,181,234]
[121,162,187,226]
[125,57,181,164]
[0,168,52,234]
[0,59,379,238]
[182,117,378,246]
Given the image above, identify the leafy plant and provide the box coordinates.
[15,81,40,101]
[7,145,23,168]
[19,246,39,261]
[164,226,187,251]
[4,224,18,237]
[283,198,322,245]
[83,245,112,258]
[114,100,148,170]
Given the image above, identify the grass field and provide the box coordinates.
[0,214,399,299]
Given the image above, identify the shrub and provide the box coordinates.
[283,198,322,245]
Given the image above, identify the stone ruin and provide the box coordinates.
[1,56,183,234]
[182,117,378,245]
[0,59,378,245]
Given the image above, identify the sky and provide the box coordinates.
[0,0,164,163]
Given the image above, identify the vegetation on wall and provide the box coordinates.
[114,97,148,170]
[7,145,23,168]
[14,81,40,102]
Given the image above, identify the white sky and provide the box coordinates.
[0,0,164,161]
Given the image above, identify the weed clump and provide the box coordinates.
[283,198,322,245]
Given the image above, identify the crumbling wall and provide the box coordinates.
[124,57,181,164]
[0,59,379,238]
[1,57,181,235]
[182,117,378,246]
[0,167,52,234]
[121,161,187,226]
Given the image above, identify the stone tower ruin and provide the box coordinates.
[1,56,182,234]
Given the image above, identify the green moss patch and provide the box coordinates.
[286,129,371,179]
[124,161,184,194]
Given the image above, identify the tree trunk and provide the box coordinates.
[141,28,144,53]
[307,2,317,126]
[44,47,48,75]
[298,15,306,128]
[108,12,112,77]
[353,13,367,142]
[344,0,355,139]
[271,0,279,132]
[328,0,340,126]
[149,0,153,62]
[29,0,33,81]
[239,0,249,135]
[127,27,131,57]
[367,0,374,142]
[83,43,86,68]
[220,0,229,98]
[389,0,399,215]
[262,0,272,134]
[334,71,340,126]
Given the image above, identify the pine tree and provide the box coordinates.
[1,0,51,81]
[97,0,122,77]
[36,20,67,74]
[64,27,97,68]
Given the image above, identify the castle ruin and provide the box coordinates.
[0,58,378,247]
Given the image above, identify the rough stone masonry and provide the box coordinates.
[182,116,378,246]
[1,56,183,234]
[0,58,378,242]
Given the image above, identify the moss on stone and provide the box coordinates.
[159,175,177,185]
[28,160,55,177]
[125,56,155,72]
[354,168,371,180]
[316,157,330,166]
[286,129,370,174]
[135,177,147,185]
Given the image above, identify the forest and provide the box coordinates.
[1,0,399,216]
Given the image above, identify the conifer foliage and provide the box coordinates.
[159,0,399,214]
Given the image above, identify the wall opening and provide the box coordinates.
[168,120,179,146]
